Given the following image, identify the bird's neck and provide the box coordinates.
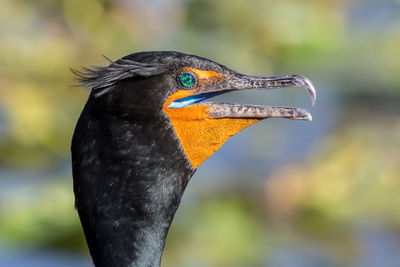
[71,106,194,267]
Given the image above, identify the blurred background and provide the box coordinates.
[1,0,400,266]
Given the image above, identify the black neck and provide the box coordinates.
[71,100,194,267]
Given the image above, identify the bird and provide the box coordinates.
[71,51,316,267]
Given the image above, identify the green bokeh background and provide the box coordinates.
[1,0,400,266]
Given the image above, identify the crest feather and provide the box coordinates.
[71,58,167,96]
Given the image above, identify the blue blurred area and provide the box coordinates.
[0,247,91,267]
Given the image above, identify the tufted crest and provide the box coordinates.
[71,58,168,96]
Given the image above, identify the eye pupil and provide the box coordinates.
[177,72,197,89]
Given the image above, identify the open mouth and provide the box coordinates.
[168,74,316,121]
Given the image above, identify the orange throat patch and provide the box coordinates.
[163,91,260,168]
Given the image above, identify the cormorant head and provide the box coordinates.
[74,51,315,168]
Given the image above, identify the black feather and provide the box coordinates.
[71,58,168,96]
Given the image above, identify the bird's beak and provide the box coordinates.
[163,71,316,168]
[168,73,316,121]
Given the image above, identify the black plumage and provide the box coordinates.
[71,51,315,266]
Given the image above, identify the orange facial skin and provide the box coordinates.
[179,67,225,90]
[163,68,261,168]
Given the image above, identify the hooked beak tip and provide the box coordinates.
[293,75,316,106]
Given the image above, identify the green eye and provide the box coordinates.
[177,72,197,89]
